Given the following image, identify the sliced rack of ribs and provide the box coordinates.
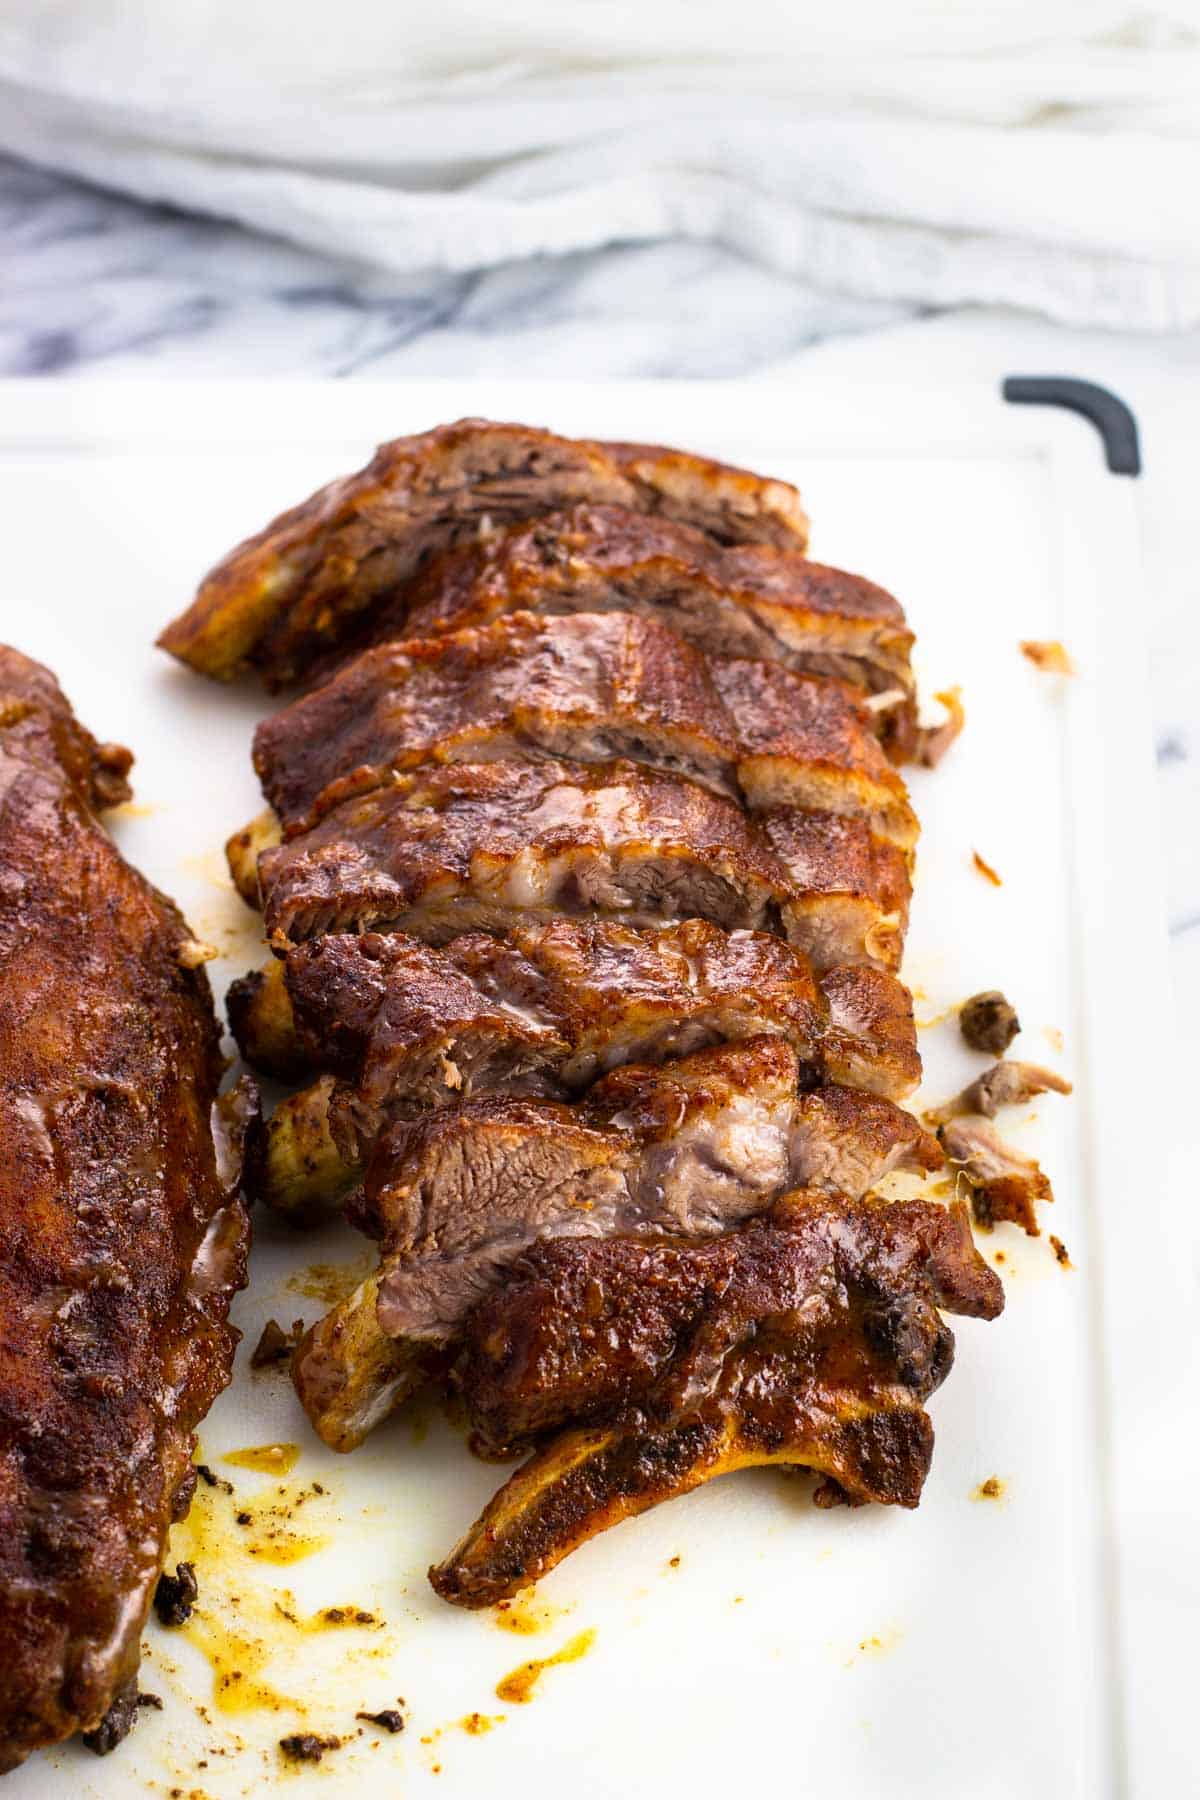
[156,421,810,689]
[432,1191,1003,1605]
[227,921,922,1219]
[245,756,799,943]
[229,619,915,972]
[250,611,917,848]
[154,417,995,1607]
[292,1037,943,1452]
[400,505,919,760]
[0,648,256,1772]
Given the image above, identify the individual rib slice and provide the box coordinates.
[0,647,254,1772]
[234,921,922,1216]
[250,758,798,946]
[156,422,809,687]
[762,808,911,971]
[397,505,917,758]
[253,611,741,834]
[292,1038,941,1450]
[233,925,920,1099]
[236,757,910,971]
[430,1191,1004,1604]
[710,657,917,848]
[250,612,917,850]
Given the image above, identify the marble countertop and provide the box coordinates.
[4,149,1200,1187]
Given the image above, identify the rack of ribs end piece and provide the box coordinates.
[161,419,1002,1605]
[0,647,256,1770]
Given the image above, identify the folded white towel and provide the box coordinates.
[2,1,1198,329]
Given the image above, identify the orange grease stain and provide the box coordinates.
[496,1629,596,1703]
[224,1443,301,1476]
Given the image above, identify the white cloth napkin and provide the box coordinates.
[2,1,1199,329]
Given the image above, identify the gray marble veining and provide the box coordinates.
[1,153,909,381]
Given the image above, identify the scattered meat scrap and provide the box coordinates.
[939,1117,1053,1236]
[278,1733,343,1764]
[249,1317,306,1369]
[194,1462,233,1494]
[1049,1235,1072,1268]
[357,1708,406,1734]
[917,686,965,769]
[933,1055,1071,1233]
[959,991,1020,1055]
[81,1686,160,1757]
[152,1562,199,1628]
[1020,640,1076,675]
[972,850,1002,887]
[927,1060,1072,1126]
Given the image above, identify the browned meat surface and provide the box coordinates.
[817,963,923,1098]
[235,922,922,1218]
[709,657,917,847]
[939,1116,1053,1235]
[0,647,254,1773]
[251,616,917,857]
[0,657,133,815]
[358,1039,939,1331]
[254,612,740,834]
[251,758,797,946]
[157,422,809,688]
[261,920,920,1102]
[762,807,911,970]
[398,505,917,758]
[431,1191,1002,1603]
[236,769,910,975]
[602,438,809,546]
[292,1039,940,1450]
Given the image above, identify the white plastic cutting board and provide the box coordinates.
[0,379,1185,1799]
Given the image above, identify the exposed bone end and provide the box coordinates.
[225,808,281,906]
[227,959,309,1081]
[293,1273,426,1452]
[257,1075,360,1219]
[157,553,295,679]
[430,1392,932,1608]
[430,1414,741,1606]
[176,937,218,970]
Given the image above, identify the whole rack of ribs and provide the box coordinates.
[159,417,998,1608]
[0,648,256,1772]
